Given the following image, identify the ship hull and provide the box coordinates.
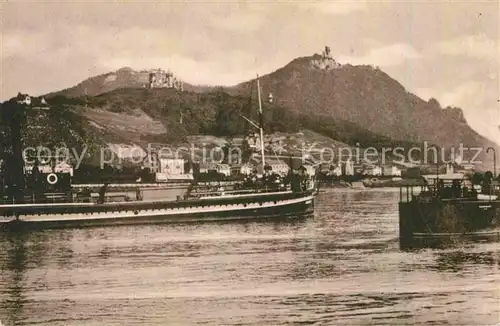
[399,199,500,249]
[0,191,316,230]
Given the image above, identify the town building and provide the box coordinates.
[142,152,193,181]
[304,165,316,176]
[446,163,454,174]
[330,164,342,176]
[239,163,253,175]
[342,159,355,176]
[199,163,210,174]
[364,165,382,176]
[354,164,364,175]
[267,159,290,176]
[230,164,242,176]
[217,164,231,177]
[54,161,74,176]
[245,132,260,150]
[17,94,31,105]
[24,160,74,177]
[461,163,475,170]
[383,165,402,177]
[141,151,161,173]
[160,158,185,176]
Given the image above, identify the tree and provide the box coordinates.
[483,171,493,186]
[1,99,28,202]
[471,172,483,187]
[213,92,244,137]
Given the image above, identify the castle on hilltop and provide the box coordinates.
[310,46,341,71]
[139,68,183,91]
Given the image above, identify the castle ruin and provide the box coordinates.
[139,68,184,91]
[311,46,341,71]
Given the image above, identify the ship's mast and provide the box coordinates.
[256,75,265,169]
[240,75,267,170]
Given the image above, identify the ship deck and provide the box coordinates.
[0,189,317,230]
[0,189,316,216]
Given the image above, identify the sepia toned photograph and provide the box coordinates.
[0,1,499,325]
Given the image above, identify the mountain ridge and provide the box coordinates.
[230,54,498,163]
[45,67,216,99]
[23,52,500,170]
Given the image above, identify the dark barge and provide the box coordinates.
[398,173,500,249]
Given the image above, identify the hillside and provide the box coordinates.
[2,87,418,168]
[82,87,423,152]
[0,94,106,166]
[5,52,498,170]
[233,54,499,167]
[45,67,214,98]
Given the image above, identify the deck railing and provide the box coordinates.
[1,192,73,205]
[399,184,500,204]
[189,184,291,198]
[399,185,418,203]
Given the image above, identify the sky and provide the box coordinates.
[1,1,499,145]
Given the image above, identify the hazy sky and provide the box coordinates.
[1,1,499,144]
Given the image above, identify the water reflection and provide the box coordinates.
[433,250,500,272]
[0,233,29,325]
[0,189,497,325]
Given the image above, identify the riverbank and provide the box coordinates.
[318,178,424,189]
[362,178,424,188]
[317,181,352,188]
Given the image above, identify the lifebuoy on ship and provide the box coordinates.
[47,173,58,185]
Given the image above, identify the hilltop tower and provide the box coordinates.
[311,46,341,71]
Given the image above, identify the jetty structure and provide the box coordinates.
[398,164,500,249]
[0,76,318,230]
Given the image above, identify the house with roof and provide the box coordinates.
[159,158,184,175]
[329,164,342,176]
[303,165,316,176]
[461,163,475,171]
[364,165,382,176]
[216,164,231,177]
[318,163,330,174]
[267,159,290,176]
[239,163,253,175]
[353,163,364,175]
[141,149,193,180]
[199,163,210,174]
[230,164,242,176]
[342,159,355,176]
[54,161,74,177]
[24,159,74,177]
[383,165,402,177]
[17,94,31,106]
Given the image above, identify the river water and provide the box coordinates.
[0,189,498,325]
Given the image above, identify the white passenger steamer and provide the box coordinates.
[0,75,318,230]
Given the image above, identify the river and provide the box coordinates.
[0,188,498,325]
